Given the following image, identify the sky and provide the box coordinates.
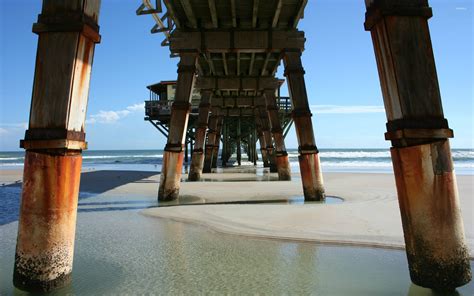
[0,0,472,151]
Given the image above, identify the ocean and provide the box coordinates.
[1,148,473,175]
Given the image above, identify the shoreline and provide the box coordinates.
[2,168,473,258]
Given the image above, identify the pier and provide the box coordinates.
[12,0,472,292]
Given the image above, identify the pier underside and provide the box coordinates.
[12,0,471,293]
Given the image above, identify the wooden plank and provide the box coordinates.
[294,0,308,28]
[208,0,218,28]
[163,0,181,28]
[237,52,241,75]
[272,0,283,28]
[179,0,197,28]
[252,0,259,28]
[249,52,255,75]
[230,0,237,28]
[261,52,271,76]
[206,53,216,75]
[222,53,229,76]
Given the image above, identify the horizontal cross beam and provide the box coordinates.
[170,29,305,53]
[196,76,280,90]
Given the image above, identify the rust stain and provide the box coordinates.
[391,141,471,289]
[15,151,82,291]
[158,151,184,201]
[298,153,324,201]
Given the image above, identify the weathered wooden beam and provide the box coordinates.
[170,30,305,53]
[294,0,308,28]
[211,96,255,108]
[159,53,198,201]
[365,0,470,290]
[195,76,280,91]
[264,88,291,180]
[208,0,218,28]
[222,108,255,117]
[205,53,216,75]
[252,0,259,28]
[189,90,212,181]
[272,0,283,28]
[222,52,229,76]
[163,0,181,28]
[237,52,241,75]
[261,52,271,76]
[14,0,101,292]
[284,51,324,201]
[249,52,255,75]
[179,0,197,28]
[230,0,237,27]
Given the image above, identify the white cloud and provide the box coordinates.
[455,7,467,10]
[86,103,144,124]
[0,122,28,134]
[126,103,145,111]
[310,105,385,114]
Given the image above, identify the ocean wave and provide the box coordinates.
[0,157,24,161]
[289,160,474,169]
[320,151,390,158]
[83,154,163,159]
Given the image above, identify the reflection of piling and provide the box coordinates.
[14,1,101,292]
[189,90,212,181]
[365,0,471,289]
[158,53,197,201]
[284,52,325,201]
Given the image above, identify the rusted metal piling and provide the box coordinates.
[264,89,291,180]
[212,115,223,169]
[189,90,212,181]
[366,0,471,289]
[284,52,325,201]
[14,0,101,292]
[203,107,220,173]
[158,53,197,201]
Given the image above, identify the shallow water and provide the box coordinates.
[1,208,473,295]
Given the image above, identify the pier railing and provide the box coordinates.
[277,96,292,113]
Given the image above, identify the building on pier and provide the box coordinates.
[144,80,293,167]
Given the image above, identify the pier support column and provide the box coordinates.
[158,53,197,201]
[284,52,324,200]
[237,116,242,165]
[203,107,220,173]
[365,0,471,290]
[255,114,270,167]
[211,115,223,169]
[188,90,212,181]
[257,104,277,172]
[264,89,291,180]
[14,1,101,292]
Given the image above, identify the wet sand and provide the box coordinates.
[1,168,473,257]
[1,167,474,294]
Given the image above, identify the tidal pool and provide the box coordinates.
[1,209,472,295]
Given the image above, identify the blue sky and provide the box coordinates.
[0,0,472,151]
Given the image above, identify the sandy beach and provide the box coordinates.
[1,167,473,256]
[1,166,474,294]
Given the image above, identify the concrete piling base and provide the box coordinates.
[14,151,82,292]
[391,140,471,290]
[158,151,184,201]
[188,151,204,181]
[298,153,325,201]
[275,154,291,181]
